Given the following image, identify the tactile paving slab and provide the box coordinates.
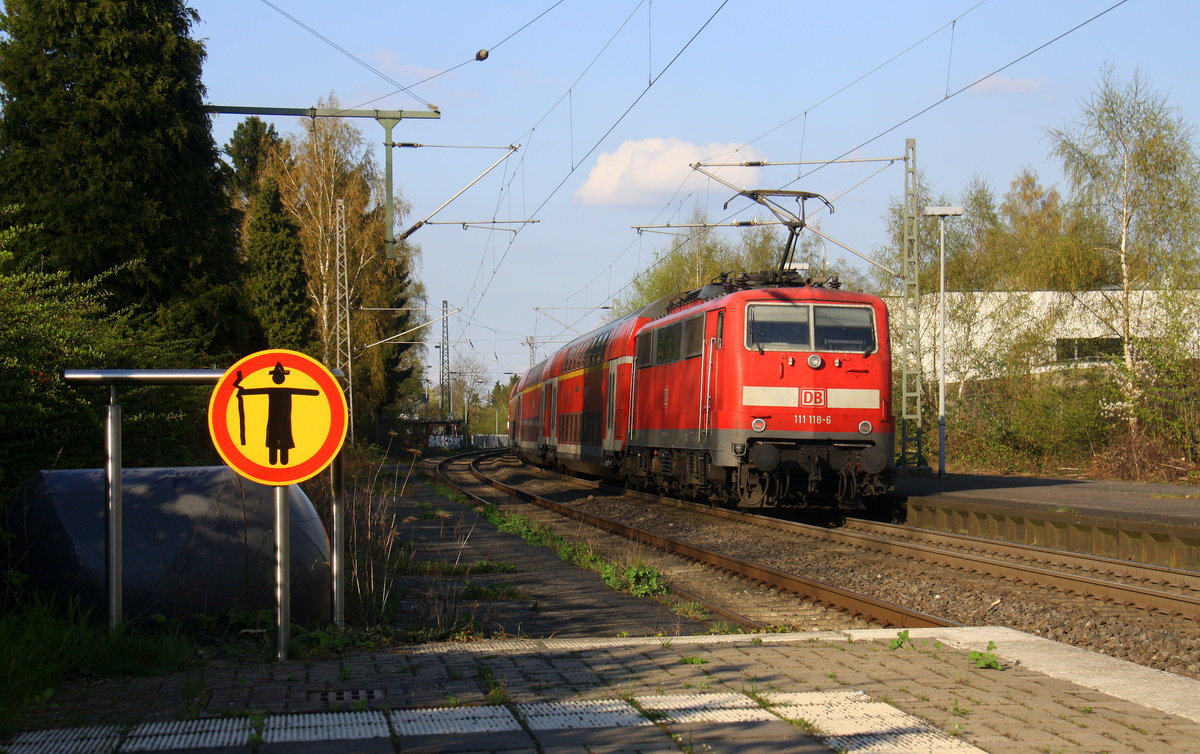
[122,718,254,752]
[516,700,653,730]
[635,693,778,723]
[390,705,521,735]
[262,711,390,743]
[3,725,122,754]
[767,690,986,753]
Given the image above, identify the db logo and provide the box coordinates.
[801,388,826,407]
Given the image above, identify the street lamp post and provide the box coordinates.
[923,206,964,479]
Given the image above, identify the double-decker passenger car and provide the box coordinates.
[510,270,893,509]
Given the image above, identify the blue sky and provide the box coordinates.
[191,0,1199,383]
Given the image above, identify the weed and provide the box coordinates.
[415,500,452,520]
[640,708,672,723]
[625,561,668,597]
[485,684,510,705]
[668,599,708,622]
[478,665,510,705]
[707,621,743,634]
[780,715,825,736]
[180,676,208,718]
[678,655,709,665]
[951,700,972,717]
[241,711,267,747]
[887,629,912,650]
[968,641,1004,670]
[751,637,764,645]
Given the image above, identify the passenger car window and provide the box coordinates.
[654,323,682,364]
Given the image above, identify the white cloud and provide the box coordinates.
[973,76,1042,94]
[575,137,764,206]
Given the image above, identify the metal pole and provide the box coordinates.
[330,452,345,627]
[275,485,291,661]
[105,387,122,631]
[380,118,399,259]
[938,217,947,479]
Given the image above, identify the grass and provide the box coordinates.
[455,487,672,601]
[458,581,529,601]
[0,598,200,738]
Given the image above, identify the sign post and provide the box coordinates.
[209,350,348,660]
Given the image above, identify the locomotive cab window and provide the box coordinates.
[746,304,811,351]
[746,303,876,353]
[814,305,875,353]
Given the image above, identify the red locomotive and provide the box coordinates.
[509,269,894,510]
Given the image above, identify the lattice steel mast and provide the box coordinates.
[898,138,925,468]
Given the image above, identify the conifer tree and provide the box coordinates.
[226,116,283,208]
[0,0,252,359]
[243,178,316,353]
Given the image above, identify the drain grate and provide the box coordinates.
[307,689,387,704]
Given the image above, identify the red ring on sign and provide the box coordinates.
[208,350,347,486]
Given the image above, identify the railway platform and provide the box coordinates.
[898,473,1200,568]
[898,473,1200,527]
[7,480,1200,753]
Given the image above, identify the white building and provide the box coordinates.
[892,289,1200,384]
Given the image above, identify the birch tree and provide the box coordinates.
[1047,66,1200,390]
[274,97,421,438]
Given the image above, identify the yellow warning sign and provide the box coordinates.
[209,350,347,485]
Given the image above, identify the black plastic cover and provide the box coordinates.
[8,467,331,625]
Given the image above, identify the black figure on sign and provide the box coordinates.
[233,362,320,465]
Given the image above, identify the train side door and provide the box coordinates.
[702,309,724,435]
[546,379,558,444]
[605,367,617,450]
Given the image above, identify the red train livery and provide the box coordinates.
[509,271,894,509]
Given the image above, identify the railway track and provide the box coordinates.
[433,450,1200,679]
[465,451,1200,620]
[837,518,1200,615]
[583,476,1200,619]
[436,451,955,631]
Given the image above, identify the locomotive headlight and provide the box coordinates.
[751,418,767,433]
[858,420,873,435]
[807,354,823,369]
